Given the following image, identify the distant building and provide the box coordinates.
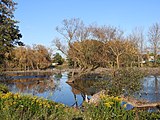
[148,56,154,62]
[52,63,59,66]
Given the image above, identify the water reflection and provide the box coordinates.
[1,72,100,107]
[135,75,160,102]
[4,76,55,94]
[1,72,160,106]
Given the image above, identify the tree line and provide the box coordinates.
[54,18,160,73]
[1,1,160,72]
[3,45,52,71]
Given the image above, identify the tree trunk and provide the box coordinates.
[116,55,120,69]
[71,62,76,77]
[137,55,140,67]
[154,54,157,66]
[24,63,26,71]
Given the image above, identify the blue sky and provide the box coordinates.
[14,0,160,47]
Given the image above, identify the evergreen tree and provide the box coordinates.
[0,0,23,66]
[53,53,64,65]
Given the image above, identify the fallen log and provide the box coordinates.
[121,96,160,109]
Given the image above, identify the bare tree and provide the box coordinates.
[106,39,138,69]
[56,18,84,43]
[90,25,124,42]
[148,23,160,65]
[53,18,88,56]
[53,37,68,56]
[54,18,88,76]
[128,27,145,67]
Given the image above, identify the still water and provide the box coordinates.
[135,75,160,102]
[1,72,98,107]
[1,72,160,106]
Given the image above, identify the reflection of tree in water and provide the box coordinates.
[154,75,159,101]
[70,79,100,95]
[53,73,62,91]
[154,76,159,94]
[84,69,144,97]
[5,76,55,94]
[67,73,105,107]
[135,75,160,102]
[69,84,91,107]
[54,73,62,80]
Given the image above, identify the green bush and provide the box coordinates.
[94,68,144,96]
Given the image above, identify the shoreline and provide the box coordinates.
[2,67,160,75]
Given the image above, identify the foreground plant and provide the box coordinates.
[0,92,81,120]
[0,91,160,119]
[83,95,135,120]
[83,94,160,120]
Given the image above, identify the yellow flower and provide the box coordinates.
[113,96,122,102]
[109,102,114,105]
[2,92,12,99]
[39,103,42,106]
[47,105,51,108]
[13,93,20,99]
[100,94,105,99]
[123,104,127,108]
[36,99,40,103]
[13,102,16,105]
[104,102,111,108]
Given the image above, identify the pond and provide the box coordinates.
[134,75,160,102]
[0,72,100,107]
[1,72,160,106]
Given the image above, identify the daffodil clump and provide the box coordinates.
[100,94,122,108]
[82,94,136,120]
[0,92,80,120]
[0,92,55,110]
[0,90,160,119]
